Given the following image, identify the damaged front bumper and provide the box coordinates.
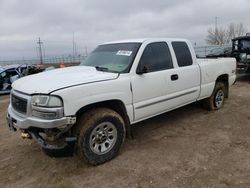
[7,105,74,130]
[27,130,76,157]
[7,104,77,156]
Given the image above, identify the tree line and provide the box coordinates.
[206,22,247,45]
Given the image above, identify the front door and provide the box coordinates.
[131,42,175,121]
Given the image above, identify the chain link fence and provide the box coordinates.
[0,55,86,66]
[0,44,234,66]
[194,44,232,58]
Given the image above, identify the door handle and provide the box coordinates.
[171,74,179,81]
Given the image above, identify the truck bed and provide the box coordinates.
[197,58,236,100]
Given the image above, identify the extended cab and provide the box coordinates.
[6,38,236,165]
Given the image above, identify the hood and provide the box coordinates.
[12,66,119,94]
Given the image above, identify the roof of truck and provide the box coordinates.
[102,38,188,45]
[232,36,250,41]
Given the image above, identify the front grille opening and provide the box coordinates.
[11,95,28,114]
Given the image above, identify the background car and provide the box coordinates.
[0,64,44,94]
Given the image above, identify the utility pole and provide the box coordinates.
[215,16,218,31]
[37,37,43,64]
[42,43,46,60]
[84,46,88,57]
[72,32,75,57]
[72,32,77,63]
[215,16,218,45]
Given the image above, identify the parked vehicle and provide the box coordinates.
[0,64,44,94]
[6,38,236,165]
[0,64,23,94]
[232,35,250,72]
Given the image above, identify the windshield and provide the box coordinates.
[80,43,141,73]
[241,40,250,50]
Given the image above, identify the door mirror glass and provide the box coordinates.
[137,65,148,75]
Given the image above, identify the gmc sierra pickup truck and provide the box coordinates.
[6,38,236,165]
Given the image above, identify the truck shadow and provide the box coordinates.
[49,101,204,158]
[130,101,204,139]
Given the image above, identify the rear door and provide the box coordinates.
[167,41,200,107]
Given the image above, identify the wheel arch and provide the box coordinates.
[75,100,131,137]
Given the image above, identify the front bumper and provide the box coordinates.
[7,105,69,130]
[7,90,77,156]
[7,90,76,130]
[7,103,77,157]
[6,114,76,156]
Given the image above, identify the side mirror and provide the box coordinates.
[137,65,148,75]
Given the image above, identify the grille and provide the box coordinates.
[11,94,27,114]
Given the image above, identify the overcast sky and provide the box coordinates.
[0,0,249,60]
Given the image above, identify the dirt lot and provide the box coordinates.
[0,76,250,188]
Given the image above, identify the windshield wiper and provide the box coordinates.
[95,66,109,72]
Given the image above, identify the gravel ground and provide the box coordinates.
[0,75,250,188]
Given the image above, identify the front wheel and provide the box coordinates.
[203,82,226,110]
[76,108,126,165]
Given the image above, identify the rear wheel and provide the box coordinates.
[203,82,226,110]
[76,108,126,165]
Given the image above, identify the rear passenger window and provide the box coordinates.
[138,42,173,73]
[172,42,193,67]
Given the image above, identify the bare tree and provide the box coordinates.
[206,27,227,45]
[226,22,246,43]
[206,22,247,45]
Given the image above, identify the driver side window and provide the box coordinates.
[137,42,173,73]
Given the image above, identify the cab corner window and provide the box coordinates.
[172,42,193,67]
[138,42,173,73]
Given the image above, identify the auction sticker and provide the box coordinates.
[116,50,132,56]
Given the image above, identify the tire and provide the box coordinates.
[203,82,226,110]
[76,108,126,165]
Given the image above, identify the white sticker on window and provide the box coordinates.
[116,50,132,56]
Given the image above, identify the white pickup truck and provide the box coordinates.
[7,38,236,165]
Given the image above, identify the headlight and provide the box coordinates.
[31,95,63,107]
